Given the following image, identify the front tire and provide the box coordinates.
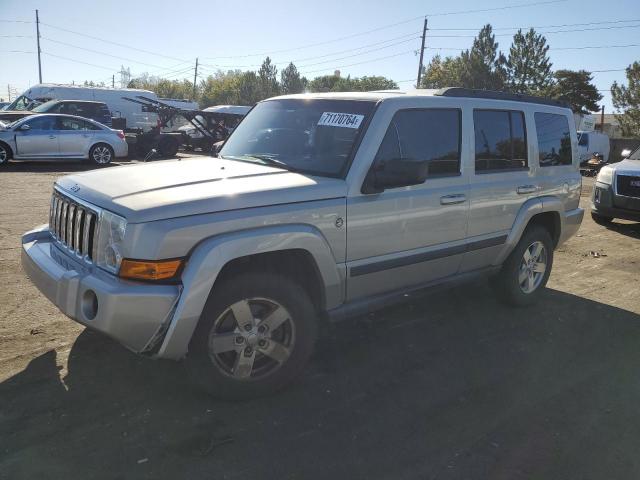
[89,143,114,165]
[492,225,554,307]
[591,212,613,226]
[0,142,12,166]
[185,272,318,399]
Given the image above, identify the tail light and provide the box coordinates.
[117,130,125,140]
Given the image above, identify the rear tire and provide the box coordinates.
[185,272,318,399]
[158,136,179,158]
[492,225,554,307]
[89,143,114,165]
[591,212,614,226]
[0,142,12,166]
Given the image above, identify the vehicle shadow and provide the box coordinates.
[2,160,124,173]
[3,284,640,480]
[604,220,640,239]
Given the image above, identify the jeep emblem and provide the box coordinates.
[70,184,80,193]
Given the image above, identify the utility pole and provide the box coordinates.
[600,105,605,131]
[7,84,10,102]
[416,17,428,88]
[112,75,115,88]
[192,58,199,99]
[35,10,42,83]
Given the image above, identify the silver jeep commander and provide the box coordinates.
[22,88,583,398]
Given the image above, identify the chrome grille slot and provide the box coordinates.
[49,191,98,260]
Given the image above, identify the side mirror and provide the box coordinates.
[362,158,428,194]
[621,149,632,159]
[17,124,30,131]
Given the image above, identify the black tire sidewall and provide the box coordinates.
[0,143,10,165]
[90,143,114,165]
[494,226,554,307]
[185,272,318,399]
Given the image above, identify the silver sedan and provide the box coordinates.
[0,114,128,166]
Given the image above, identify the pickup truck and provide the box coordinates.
[22,88,583,398]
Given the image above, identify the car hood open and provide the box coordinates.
[55,157,348,223]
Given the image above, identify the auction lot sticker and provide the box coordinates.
[317,112,364,129]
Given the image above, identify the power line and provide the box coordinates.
[41,51,118,71]
[426,0,567,17]
[41,36,170,70]
[422,23,640,38]
[428,18,640,30]
[552,44,640,51]
[300,49,416,75]
[39,21,189,63]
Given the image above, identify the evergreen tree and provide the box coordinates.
[507,28,553,94]
[459,25,507,90]
[549,70,602,113]
[611,61,640,137]
[280,63,306,94]
[258,57,280,99]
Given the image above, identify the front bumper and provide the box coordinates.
[591,181,640,222]
[21,225,180,353]
[113,141,128,158]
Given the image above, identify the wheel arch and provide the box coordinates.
[156,224,343,360]
[494,196,564,266]
[0,140,14,160]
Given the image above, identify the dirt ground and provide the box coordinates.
[1,160,640,480]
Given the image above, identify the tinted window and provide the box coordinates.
[535,113,572,166]
[578,132,588,146]
[58,117,99,131]
[24,116,56,130]
[374,109,461,177]
[474,110,528,172]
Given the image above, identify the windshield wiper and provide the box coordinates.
[224,154,301,173]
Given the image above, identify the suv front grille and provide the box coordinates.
[617,175,640,198]
[49,191,98,260]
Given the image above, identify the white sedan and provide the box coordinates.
[0,114,128,166]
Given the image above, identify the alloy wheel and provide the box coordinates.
[207,298,295,380]
[92,146,112,164]
[519,240,547,294]
[0,146,7,163]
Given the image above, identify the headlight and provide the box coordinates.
[94,210,127,274]
[596,166,614,185]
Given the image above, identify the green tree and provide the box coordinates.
[611,61,640,137]
[421,54,464,88]
[258,57,280,99]
[353,76,398,91]
[199,70,243,107]
[280,62,306,94]
[238,71,263,104]
[507,28,553,94]
[308,74,342,92]
[309,74,397,92]
[548,70,602,113]
[459,25,507,90]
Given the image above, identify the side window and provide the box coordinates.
[58,117,94,131]
[24,116,56,130]
[374,108,461,178]
[474,110,528,172]
[535,113,572,166]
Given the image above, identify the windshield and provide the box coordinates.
[219,98,376,177]
[31,100,60,113]
[6,94,39,111]
[629,147,640,160]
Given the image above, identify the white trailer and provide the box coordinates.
[577,130,610,162]
[5,84,198,132]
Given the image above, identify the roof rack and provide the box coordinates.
[434,87,570,109]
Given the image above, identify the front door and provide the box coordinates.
[14,116,59,157]
[56,117,96,157]
[346,108,469,301]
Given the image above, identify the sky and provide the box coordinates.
[0,0,638,112]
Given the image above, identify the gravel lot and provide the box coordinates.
[1,160,640,479]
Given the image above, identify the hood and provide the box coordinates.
[612,158,640,174]
[55,157,347,223]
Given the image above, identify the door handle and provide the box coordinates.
[440,194,467,205]
[517,185,539,194]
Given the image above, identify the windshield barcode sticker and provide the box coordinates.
[317,112,364,129]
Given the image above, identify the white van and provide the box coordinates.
[577,130,610,162]
[5,84,195,132]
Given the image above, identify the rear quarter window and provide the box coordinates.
[535,113,572,167]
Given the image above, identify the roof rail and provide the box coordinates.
[434,87,570,109]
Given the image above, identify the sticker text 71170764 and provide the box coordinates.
[317,112,364,129]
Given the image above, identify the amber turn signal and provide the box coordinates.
[119,258,183,281]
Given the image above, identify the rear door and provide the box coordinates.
[56,117,96,157]
[14,116,59,157]
[460,108,532,272]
